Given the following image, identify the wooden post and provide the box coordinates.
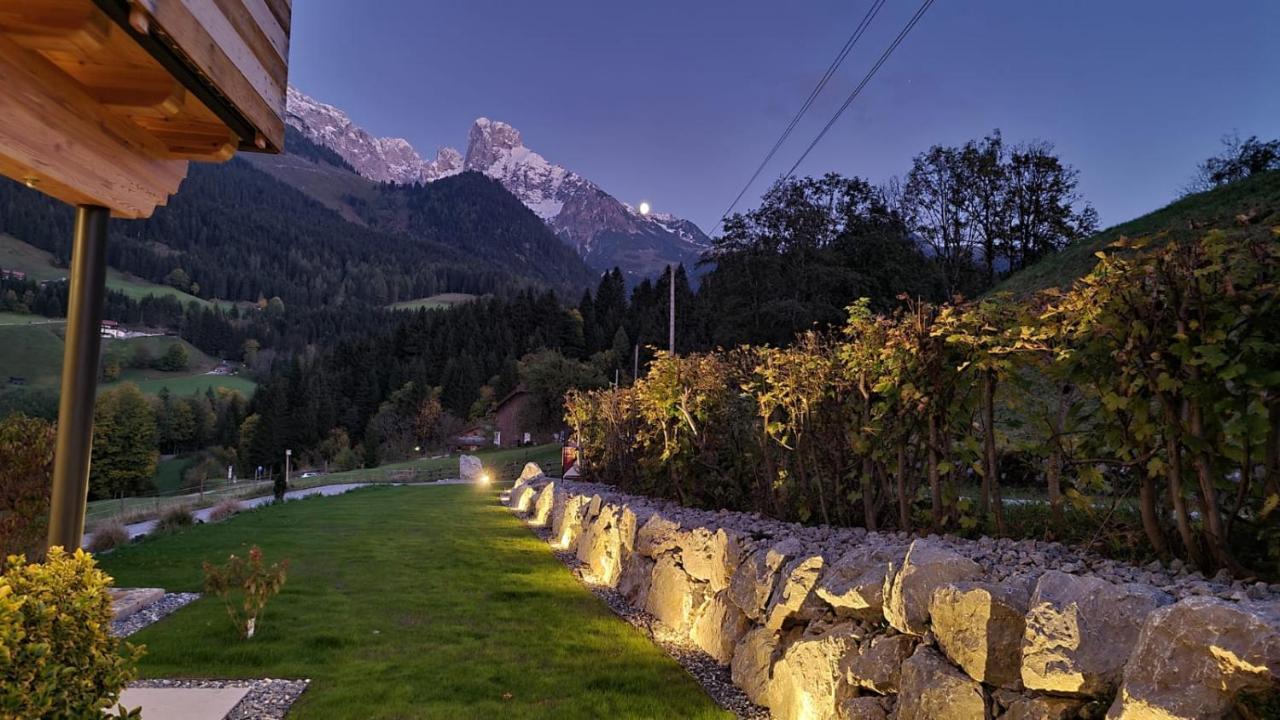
[47,205,109,552]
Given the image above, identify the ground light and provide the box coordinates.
[479,471,492,485]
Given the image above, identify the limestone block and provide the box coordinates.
[708,527,749,593]
[770,621,864,720]
[729,538,806,621]
[636,513,681,558]
[618,553,655,609]
[764,554,827,630]
[883,540,983,636]
[677,527,718,584]
[645,553,709,634]
[1000,694,1085,720]
[459,453,482,482]
[517,462,544,483]
[815,547,899,620]
[931,581,1030,688]
[731,626,783,707]
[530,482,556,527]
[1107,597,1280,719]
[838,696,889,720]
[1021,570,1170,698]
[692,589,752,663]
[894,645,988,720]
[576,506,623,586]
[842,633,916,695]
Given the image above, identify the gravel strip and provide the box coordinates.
[127,678,309,720]
[530,524,769,720]
[112,593,200,637]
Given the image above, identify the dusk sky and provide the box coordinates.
[288,0,1279,233]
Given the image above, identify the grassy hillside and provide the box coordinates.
[0,326,253,397]
[388,292,479,311]
[995,170,1280,295]
[0,233,212,308]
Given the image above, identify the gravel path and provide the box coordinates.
[112,592,200,637]
[529,523,768,720]
[127,679,309,720]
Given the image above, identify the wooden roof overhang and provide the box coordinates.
[0,0,291,218]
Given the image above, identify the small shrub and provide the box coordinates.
[154,505,194,533]
[0,548,143,718]
[202,546,288,639]
[207,499,244,523]
[87,521,131,553]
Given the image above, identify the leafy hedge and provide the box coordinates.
[567,228,1280,575]
[0,549,142,718]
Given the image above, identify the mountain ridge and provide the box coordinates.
[285,87,711,280]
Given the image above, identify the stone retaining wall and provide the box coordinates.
[504,471,1279,719]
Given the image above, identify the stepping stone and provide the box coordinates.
[109,588,165,621]
[113,687,251,720]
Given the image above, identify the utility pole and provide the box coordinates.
[668,263,676,355]
[633,343,639,382]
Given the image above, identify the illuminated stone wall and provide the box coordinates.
[505,474,1280,719]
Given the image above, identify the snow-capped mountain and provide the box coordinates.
[284,87,710,280]
[285,87,461,184]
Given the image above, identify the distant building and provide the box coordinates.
[452,426,488,452]
[0,268,26,281]
[494,387,552,447]
[99,319,125,338]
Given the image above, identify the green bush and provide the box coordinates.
[0,548,142,718]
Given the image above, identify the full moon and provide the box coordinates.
[638,202,651,215]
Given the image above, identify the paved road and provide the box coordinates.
[82,479,472,548]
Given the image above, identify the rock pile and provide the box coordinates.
[504,472,1280,719]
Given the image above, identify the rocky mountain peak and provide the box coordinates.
[465,117,524,171]
[283,87,712,280]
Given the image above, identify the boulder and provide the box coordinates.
[1021,570,1171,698]
[931,581,1030,688]
[576,506,623,586]
[517,462,544,483]
[617,553,655,608]
[552,493,591,551]
[709,527,749,592]
[837,696,889,720]
[530,482,556,527]
[731,626,783,707]
[677,527,718,584]
[815,547,899,620]
[459,453,482,482]
[764,553,827,630]
[999,694,1086,720]
[894,645,988,720]
[730,538,806,621]
[842,633,915,695]
[770,621,864,720]
[636,513,682,558]
[883,540,983,636]
[1107,597,1280,719]
[645,553,709,634]
[513,484,538,513]
[692,589,752,664]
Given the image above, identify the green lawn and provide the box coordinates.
[98,486,728,719]
[311,444,563,484]
[102,372,257,398]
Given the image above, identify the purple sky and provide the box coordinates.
[288,0,1279,233]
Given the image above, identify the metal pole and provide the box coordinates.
[48,205,109,552]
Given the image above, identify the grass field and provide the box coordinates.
[994,169,1280,296]
[388,293,479,311]
[0,233,212,308]
[98,486,728,719]
[101,371,256,398]
[313,444,562,484]
[0,321,65,386]
[152,456,199,495]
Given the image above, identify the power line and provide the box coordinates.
[709,0,886,236]
[780,0,936,182]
